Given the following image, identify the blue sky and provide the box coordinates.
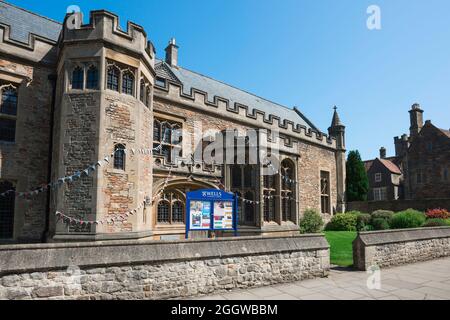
[7,0,450,160]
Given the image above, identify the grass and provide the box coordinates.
[324,231,357,267]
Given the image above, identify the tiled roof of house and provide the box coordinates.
[0,1,61,44]
[155,60,320,132]
[439,128,450,138]
[363,160,374,172]
[379,158,402,175]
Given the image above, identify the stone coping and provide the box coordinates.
[356,227,450,246]
[0,234,328,275]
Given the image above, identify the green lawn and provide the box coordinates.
[324,231,357,267]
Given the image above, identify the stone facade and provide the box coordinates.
[0,3,346,243]
[364,104,450,202]
[353,227,450,270]
[0,235,330,300]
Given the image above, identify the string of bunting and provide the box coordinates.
[0,144,162,199]
[54,159,172,226]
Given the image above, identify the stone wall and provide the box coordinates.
[347,198,450,213]
[0,235,329,300]
[353,227,450,270]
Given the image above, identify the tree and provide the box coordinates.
[346,150,369,202]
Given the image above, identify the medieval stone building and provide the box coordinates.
[364,104,450,201]
[0,2,346,243]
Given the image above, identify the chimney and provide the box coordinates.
[165,38,178,67]
[379,147,386,159]
[394,134,409,157]
[409,103,424,137]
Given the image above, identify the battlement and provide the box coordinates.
[154,80,337,150]
[61,10,155,61]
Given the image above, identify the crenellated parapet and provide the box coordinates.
[154,80,337,150]
[61,10,155,69]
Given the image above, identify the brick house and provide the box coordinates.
[364,104,450,201]
[0,2,346,243]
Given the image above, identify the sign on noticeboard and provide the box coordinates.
[185,189,237,238]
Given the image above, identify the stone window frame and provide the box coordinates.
[0,179,15,240]
[156,192,185,225]
[139,75,152,108]
[263,165,277,223]
[153,115,183,165]
[320,170,331,214]
[0,83,19,143]
[373,187,387,201]
[375,172,382,182]
[105,60,137,97]
[68,61,100,92]
[281,159,296,222]
[113,143,126,171]
[86,65,99,90]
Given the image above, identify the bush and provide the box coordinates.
[356,213,372,231]
[425,208,450,220]
[299,209,324,234]
[370,210,394,229]
[422,218,449,227]
[326,213,358,231]
[372,218,390,230]
[390,209,426,229]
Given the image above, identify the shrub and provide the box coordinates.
[299,209,324,234]
[325,213,357,231]
[372,218,390,230]
[370,210,394,229]
[425,208,450,220]
[422,218,448,227]
[390,209,426,229]
[356,213,372,231]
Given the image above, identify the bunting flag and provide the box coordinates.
[0,144,163,199]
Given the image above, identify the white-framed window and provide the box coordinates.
[373,187,387,201]
[375,173,382,182]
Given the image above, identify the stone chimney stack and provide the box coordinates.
[409,103,424,137]
[379,147,386,159]
[165,38,178,67]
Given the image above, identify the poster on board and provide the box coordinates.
[189,201,211,230]
[213,201,233,230]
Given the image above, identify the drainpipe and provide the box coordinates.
[42,74,57,243]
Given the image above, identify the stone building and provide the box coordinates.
[0,2,346,243]
[364,104,450,201]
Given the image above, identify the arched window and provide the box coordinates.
[157,193,184,224]
[172,201,184,223]
[140,80,145,104]
[281,159,295,222]
[107,65,120,91]
[0,85,17,142]
[157,200,170,223]
[244,191,255,223]
[122,71,134,95]
[72,66,84,89]
[235,192,243,224]
[263,167,276,222]
[146,86,152,108]
[231,165,242,188]
[86,65,98,89]
[0,180,15,239]
[113,144,126,170]
[1,86,18,116]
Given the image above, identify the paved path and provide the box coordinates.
[194,257,450,300]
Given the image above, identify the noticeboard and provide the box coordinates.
[186,189,237,238]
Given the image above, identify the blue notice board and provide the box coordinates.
[185,189,237,239]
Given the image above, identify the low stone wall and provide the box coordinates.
[353,227,450,270]
[347,198,450,213]
[0,235,329,300]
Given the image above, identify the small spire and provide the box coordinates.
[331,106,343,127]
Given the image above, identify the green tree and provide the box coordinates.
[346,150,369,201]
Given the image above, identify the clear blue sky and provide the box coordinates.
[8,0,450,160]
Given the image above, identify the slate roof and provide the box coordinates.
[439,128,450,139]
[0,1,61,44]
[155,60,320,132]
